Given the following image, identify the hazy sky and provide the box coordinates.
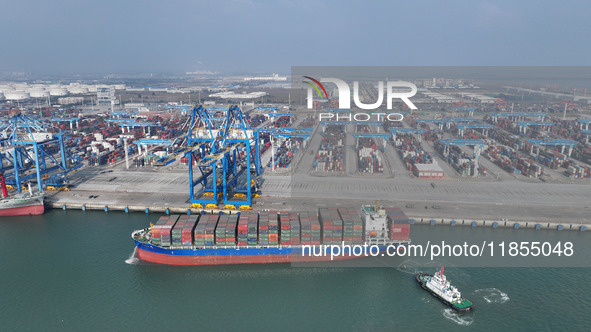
[1,0,589,75]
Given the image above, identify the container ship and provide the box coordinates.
[0,173,45,216]
[132,205,411,266]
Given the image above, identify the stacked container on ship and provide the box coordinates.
[132,205,411,266]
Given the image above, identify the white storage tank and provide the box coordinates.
[13,83,29,90]
[0,84,15,93]
[67,86,89,94]
[5,90,30,100]
[49,88,68,96]
[30,89,50,98]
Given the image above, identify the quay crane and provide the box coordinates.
[0,113,83,193]
[186,105,263,210]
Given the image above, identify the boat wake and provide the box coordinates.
[473,288,509,304]
[125,248,140,265]
[442,308,474,326]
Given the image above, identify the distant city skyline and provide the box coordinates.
[1,0,590,75]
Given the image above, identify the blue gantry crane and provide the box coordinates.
[490,112,546,122]
[0,113,83,193]
[516,121,555,134]
[439,139,487,177]
[185,105,263,209]
[455,124,493,138]
[258,127,312,172]
[525,139,579,157]
[577,119,591,131]
[450,107,476,117]
[351,132,390,151]
[388,128,428,141]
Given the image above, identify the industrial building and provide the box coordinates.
[413,163,444,179]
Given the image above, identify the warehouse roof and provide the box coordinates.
[415,163,444,172]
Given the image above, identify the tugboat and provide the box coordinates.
[416,267,474,311]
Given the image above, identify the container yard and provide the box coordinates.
[483,144,544,178]
[357,137,384,173]
[394,133,434,174]
[260,114,315,173]
[353,124,388,174]
[267,139,298,170]
[434,140,487,177]
[313,125,345,173]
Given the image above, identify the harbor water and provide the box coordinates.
[1,210,589,331]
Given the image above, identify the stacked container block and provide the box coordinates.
[259,211,279,245]
[384,208,411,241]
[299,211,321,245]
[193,214,219,247]
[151,215,179,247]
[279,212,291,245]
[288,212,301,245]
[357,137,384,173]
[279,212,301,245]
[313,125,345,173]
[395,133,433,173]
[318,207,343,245]
[215,214,238,246]
[237,212,258,246]
[268,211,280,246]
[171,215,199,247]
[338,207,363,244]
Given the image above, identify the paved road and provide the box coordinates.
[71,167,591,210]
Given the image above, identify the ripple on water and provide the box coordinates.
[442,308,474,326]
[473,288,510,304]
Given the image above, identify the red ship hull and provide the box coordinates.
[0,203,44,216]
[137,247,371,266]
